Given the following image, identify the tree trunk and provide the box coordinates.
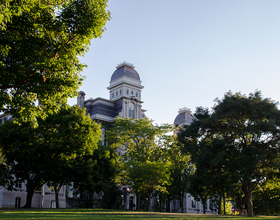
[166,198,171,212]
[264,196,269,216]
[136,194,141,211]
[23,185,36,208]
[55,185,62,209]
[181,194,184,213]
[243,182,254,217]
[203,200,206,214]
[223,191,226,215]
[146,197,150,211]
[218,195,222,214]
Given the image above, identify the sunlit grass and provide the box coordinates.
[0,209,279,220]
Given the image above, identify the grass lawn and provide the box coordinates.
[0,209,279,220]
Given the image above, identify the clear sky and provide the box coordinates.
[68,0,280,125]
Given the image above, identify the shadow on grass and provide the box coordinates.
[0,209,278,220]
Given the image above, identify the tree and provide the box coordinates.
[178,91,280,217]
[0,105,101,208]
[70,142,119,208]
[253,173,280,215]
[0,0,110,123]
[0,147,9,187]
[178,107,232,214]
[107,117,174,211]
[164,137,192,213]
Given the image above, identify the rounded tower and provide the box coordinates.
[174,107,194,127]
[107,62,145,119]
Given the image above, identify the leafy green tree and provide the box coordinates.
[0,0,110,123]
[0,105,101,208]
[165,137,192,213]
[178,107,232,214]
[71,142,119,208]
[220,197,233,215]
[253,174,280,215]
[178,91,280,217]
[107,117,174,211]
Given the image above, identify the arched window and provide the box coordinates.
[51,200,56,208]
[128,103,135,119]
[15,197,21,208]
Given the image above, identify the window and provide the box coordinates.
[129,109,135,119]
[51,200,56,208]
[15,181,22,189]
[191,200,196,208]
[15,197,21,208]
[210,201,214,210]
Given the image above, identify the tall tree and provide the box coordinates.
[0,0,110,123]
[107,117,174,211]
[178,91,280,217]
[164,137,192,213]
[178,107,232,214]
[0,105,101,208]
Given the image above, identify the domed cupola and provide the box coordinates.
[111,63,140,81]
[174,107,194,127]
[107,61,144,101]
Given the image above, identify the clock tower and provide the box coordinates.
[107,61,146,119]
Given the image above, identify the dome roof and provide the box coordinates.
[111,62,140,81]
[174,107,193,126]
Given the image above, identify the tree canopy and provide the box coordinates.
[0,105,101,208]
[107,117,175,211]
[178,91,280,217]
[0,0,110,122]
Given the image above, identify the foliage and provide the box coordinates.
[253,175,280,215]
[164,136,192,213]
[0,105,101,208]
[178,91,280,217]
[107,117,175,210]
[0,147,9,186]
[71,142,119,208]
[100,181,122,209]
[0,0,110,123]
[220,198,233,215]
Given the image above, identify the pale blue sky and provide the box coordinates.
[68,0,280,125]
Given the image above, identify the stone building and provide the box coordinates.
[0,180,66,208]
[77,61,146,122]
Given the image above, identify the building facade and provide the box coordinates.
[0,182,66,208]
[77,61,146,122]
